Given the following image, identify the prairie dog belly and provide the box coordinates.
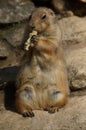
[17,65,60,109]
[18,60,68,92]
[34,68,57,88]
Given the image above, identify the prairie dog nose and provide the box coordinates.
[30,23,35,30]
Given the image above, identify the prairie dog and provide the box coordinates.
[16,7,69,117]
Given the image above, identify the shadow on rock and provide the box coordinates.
[4,82,16,113]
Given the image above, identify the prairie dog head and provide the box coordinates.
[29,7,56,33]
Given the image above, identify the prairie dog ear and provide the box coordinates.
[48,8,56,23]
[48,9,55,16]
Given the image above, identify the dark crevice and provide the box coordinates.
[4,82,16,112]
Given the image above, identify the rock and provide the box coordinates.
[0,66,20,88]
[0,40,9,58]
[0,40,17,68]
[0,39,25,69]
[0,0,35,24]
[58,16,86,48]
[0,21,28,69]
[58,16,86,90]
[0,93,86,130]
[66,43,86,90]
[81,0,86,3]
[3,21,29,48]
[0,91,5,111]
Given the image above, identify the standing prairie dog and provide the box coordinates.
[16,7,69,117]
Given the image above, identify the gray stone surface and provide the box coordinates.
[58,16,86,47]
[0,22,27,69]
[0,0,35,23]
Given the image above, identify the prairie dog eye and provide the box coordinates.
[41,14,46,20]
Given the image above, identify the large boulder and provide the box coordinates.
[0,22,27,68]
[58,16,86,47]
[0,0,35,24]
[58,16,86,90]
[66,44,86,90]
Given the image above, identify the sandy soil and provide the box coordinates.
[0,90,86,130]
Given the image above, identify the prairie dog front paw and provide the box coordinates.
[30,35,39,46]
[25,30,38,51]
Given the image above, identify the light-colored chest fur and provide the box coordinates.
[23,60,58,89]
[33,65,57,88]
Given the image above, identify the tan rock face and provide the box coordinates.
[58,16,86,90]
[58,16,86,47]
[66,45,86,90]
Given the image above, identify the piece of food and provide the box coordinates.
[25,30,37,51]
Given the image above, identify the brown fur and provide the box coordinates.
[15,7,69,117]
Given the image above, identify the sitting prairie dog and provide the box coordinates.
[16,7,70,117]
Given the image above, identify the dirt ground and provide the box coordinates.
[0,89,86,130]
